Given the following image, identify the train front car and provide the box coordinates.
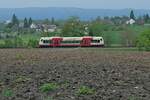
[39,37,51,48]
[91,37,104,47]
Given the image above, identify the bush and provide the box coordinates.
[2,89,14,97]
[76,86,95,95]
[14,76,31,83]
[4,39,14,48]
[136,29,150,51]
[1,37,24,48]
[27,39,39,48]
[0,42,5,48]
[39,83,59,93]
[43,96,53,100]
[0,38,38,48]
[42,32,60,37]
[14,37,24,48]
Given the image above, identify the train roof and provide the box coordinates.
[40,37,103,41]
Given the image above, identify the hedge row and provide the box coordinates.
[0,38,39,48]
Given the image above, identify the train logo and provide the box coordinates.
[39,36,104,47]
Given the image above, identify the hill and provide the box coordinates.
[0,7,150,20]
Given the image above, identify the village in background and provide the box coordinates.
[0,10,150,50]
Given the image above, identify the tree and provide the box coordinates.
[12,14,19,26]
[14,37,23,47]
[121,28,137,47]
[103,32,112,47]
[137,29,150,51]
[51,17,55,24]
[28,17,33,27]
[24,17,28,28]
[136,16,144,25]
[130,10,135,20]
[43,18,50,25]
[110,16,123,25]
[143,14,149,23]
[27,39,39,48]
[96,16,101,22]
[88,21,107,36]
[62,16,84,37]
[6,23,13,29]
[6,14,20,32]
[89,30,93,36]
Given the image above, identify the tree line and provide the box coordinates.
[7,14,32,28]
[0,10,150,50]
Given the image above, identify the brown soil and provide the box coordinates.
[0,48,150,100]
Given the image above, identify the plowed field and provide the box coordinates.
[0,48,150,100]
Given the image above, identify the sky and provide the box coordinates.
[0,0,149,9]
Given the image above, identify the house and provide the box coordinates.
[30,23,57,32]
[19,23,24,28]
[42,24,57,32]
[126,19,136,25]
[30,23,44,32]
[36,24,44,32]
[30,23,37,29]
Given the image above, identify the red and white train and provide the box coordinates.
[39,36,104,47]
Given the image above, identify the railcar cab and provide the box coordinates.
[39,37,51,47]
[91,37,104,46]
[39,37,62,47]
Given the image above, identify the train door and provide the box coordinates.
[81,37,92,47]
[52,38,62,47]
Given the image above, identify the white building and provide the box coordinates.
[126,19,136,25]
[30,23,37,29]
[43,25,57,32]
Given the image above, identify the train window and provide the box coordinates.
[61,40,81,43]
[41,39,43,42]
[92,40,99,43]
[100,39,103,41]
[43,40,47,43]
[43,40,51,43]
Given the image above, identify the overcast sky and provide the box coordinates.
[0,0,149,9]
